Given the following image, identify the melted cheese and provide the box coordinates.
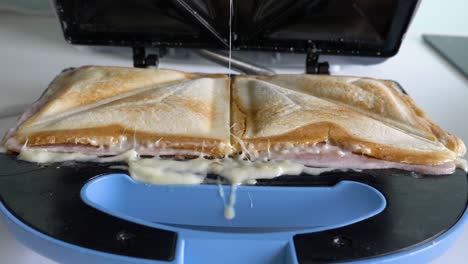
[128,158,209,185]
[18,147,98,163]
[303,167,341,175]
[455,158,468,172]
[117,155,339,220]
[99,150,138,163]
[250,142,352,161]
[225,184,237,220]
[126,156,313,185]
[16,147,343,219]
[210,159,304,184]
[16,146,466,220]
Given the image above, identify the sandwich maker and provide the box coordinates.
[1,0,467,263]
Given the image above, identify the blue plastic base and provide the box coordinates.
[81,174,386,231]
[1,174,467,263]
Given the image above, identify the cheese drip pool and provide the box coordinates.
[118,157,338,220]
[18,147,344,219]
[16,144,468,219]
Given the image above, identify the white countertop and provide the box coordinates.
[1,0,468,263]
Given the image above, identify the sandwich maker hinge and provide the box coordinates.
[306,49,330,75]
[132,47,163,68]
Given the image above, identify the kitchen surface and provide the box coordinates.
[1,0,468,263]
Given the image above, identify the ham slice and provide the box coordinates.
[7,140,456,175]
[5,140,208,158]
[271,152,456,175]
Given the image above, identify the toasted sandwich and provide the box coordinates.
[2,66,232,158]
[231,75,466,175]
[1,67,465,175]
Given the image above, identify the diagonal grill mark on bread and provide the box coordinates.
[23,81,188,126]
[18,66,204,130]
[252,76,443,145]
[0,69,79,146]
[84,78,216,130]
[328,79,440,144]
[232,75,463,166]
[348,78,435,139]
[75,81,187,112]
[240,77,431,143]
[8,68,232,157]
[246,79,303,135]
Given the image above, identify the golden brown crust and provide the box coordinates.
[390,81,465,155]
[10,66,231,158]
[15,125,228,157]
[22,66,229,128]
[250,74,465,156]
[21,67,179,127]
[231,75,463,165]
[234,122,454,165]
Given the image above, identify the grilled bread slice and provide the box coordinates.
[3,66,232,157]
[231,75,465,170]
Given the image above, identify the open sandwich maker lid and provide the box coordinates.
[53,0,420,58]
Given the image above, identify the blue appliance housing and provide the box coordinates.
[1,172,467,264]
[0,152,467,263]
